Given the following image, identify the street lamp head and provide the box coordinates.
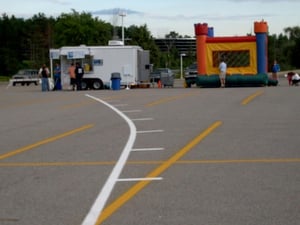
[181,53,186,57]
[119,11,126,17]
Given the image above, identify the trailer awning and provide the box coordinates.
[49,49,60,59]
[60,47,91,59]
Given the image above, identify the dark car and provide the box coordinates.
[184,63,198,87]
[11,69,39,86]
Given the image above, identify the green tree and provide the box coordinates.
[163,31,192,69]
[291,38,300,68]
[126,24,161,68]
[165,31,181,39]
[25,13,55,68]
[54,10,112,47]
[0,14,26,75]
[284,26,300,68]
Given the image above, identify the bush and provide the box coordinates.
[0,76,10,82]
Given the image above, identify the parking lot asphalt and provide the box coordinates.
[0,77,299,225]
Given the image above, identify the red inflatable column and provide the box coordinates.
[194,23,208,75]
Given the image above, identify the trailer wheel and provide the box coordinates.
[92,80,103,90]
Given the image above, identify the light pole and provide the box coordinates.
[180,53,186,79]
[119,11,126,45]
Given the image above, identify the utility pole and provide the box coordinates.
[119,11,126,45]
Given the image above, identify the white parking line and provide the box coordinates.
[131,148,165,152]
[137,130,164,134]
[117,177,163,182]
[112,104,129,107]
[121,110,142,113]
[82,94,137,225]
[131,118,154,121]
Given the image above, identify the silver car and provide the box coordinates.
[11,69,39,86]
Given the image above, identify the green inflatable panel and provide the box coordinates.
[196,73,274,88]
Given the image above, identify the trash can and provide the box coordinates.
[111,72,121,90]
[160,73,174,87]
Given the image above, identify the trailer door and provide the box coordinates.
[138,50,150,82]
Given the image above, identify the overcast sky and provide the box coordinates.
[2,0,300,37]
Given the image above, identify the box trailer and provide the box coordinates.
[49,44,150,90]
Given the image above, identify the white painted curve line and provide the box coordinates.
[105,100,121,103]
[121,110,142,113]
[82,94,137,225]
[131,148,165,152]
[137,130,164,134]
[131,118,154,121]
[117,177,163,182]
[112,104,129,107]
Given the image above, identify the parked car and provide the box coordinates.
[150,68,174,87]
[184,63,198,87]
[10,69,39,86]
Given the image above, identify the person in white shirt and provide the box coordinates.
[218,59,227,88]
[291,73,300,86]
[38,64,50,91]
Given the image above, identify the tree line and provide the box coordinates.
[0,10,299,76]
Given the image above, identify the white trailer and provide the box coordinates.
[49,44,150,90]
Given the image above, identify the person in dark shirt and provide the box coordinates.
[53,63,61,90]
[271,60,280,82]
[75,62,84,90]
[38,64,50,91]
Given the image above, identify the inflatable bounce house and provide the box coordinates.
[191,20,277,87]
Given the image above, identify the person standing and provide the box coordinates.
[39,64,50,91]
[271,60,280,82]
[75,62,84,90]
[68,63,76,91]
[53,63,61,90]
[219,59,227,88]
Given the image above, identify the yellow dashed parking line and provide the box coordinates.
[0,124,94,160]
[241,90,264,105]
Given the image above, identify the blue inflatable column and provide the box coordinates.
[208,27,214,37]
[254,21,268,74]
